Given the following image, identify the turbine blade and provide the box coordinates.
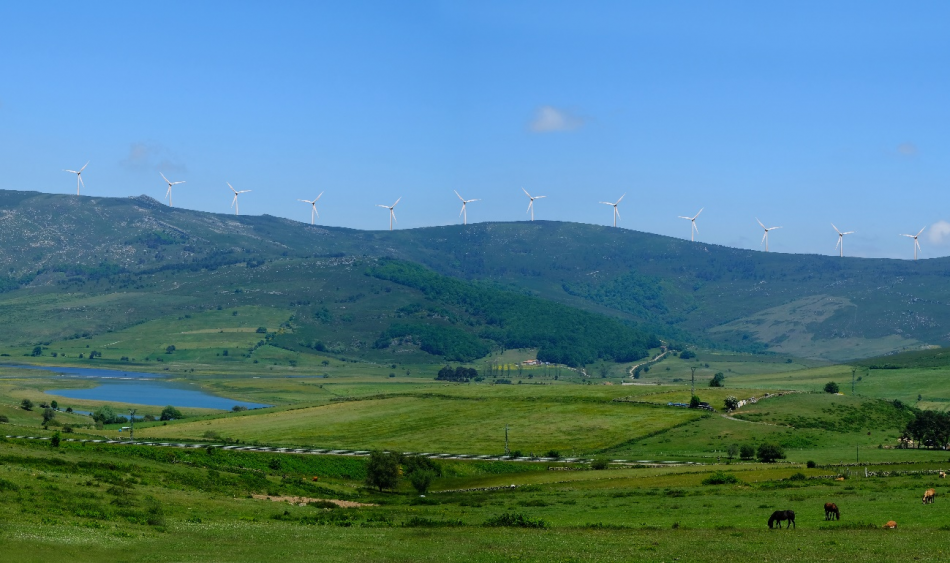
[762,232,768,244]
[228,183,236,194]
[160,172,170,184]
[78,175,84,188]
[173,180,185,186]
[693,207,703,219]
[79,161,88,172]
[616,193,626,204]
[526,200,533,213]
[391,210,397,223]
[535,195,546,199]
[756,218,765,229]
[64,169,77,174]
[315,191,324,201]
[455,190,464,201]
[522,187,531,198]
[460,204,465,217]
[615,207,621,219]
[392,197,401,207]
[832,223,841,234]
[678,216,691,220]
[917,227,926,237]
[693,221,699,233]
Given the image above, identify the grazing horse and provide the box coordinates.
[923,489,936,504]
[824,503,840,521]
[768,510,796,529]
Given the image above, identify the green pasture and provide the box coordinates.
[2,437,950,562]
[137,395,704,455]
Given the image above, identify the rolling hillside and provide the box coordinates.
[1,189,949,361]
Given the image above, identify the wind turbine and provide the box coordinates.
[227,183,251,215]
[756,218,782,252]
[832,224,854,257]
[160,172,185,207]
[298,192,324,225]
[900,227,926,260]
[377,197,401,231]
[522,188,546,221]
[678,208,704,241]
[454,191,479,225]
[599,194,625,227]
[64,162,88,195]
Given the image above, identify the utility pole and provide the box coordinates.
[505,425,509,456]
[851,367,856,395]
[690,366,697,396]
[128,409,136,442]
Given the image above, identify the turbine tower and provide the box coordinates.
[160,172,185,207]
[64,162,88,195]
[298,192,324,225]
[522,188,546,221]
[227,183,251,215]
[756,218,782,252]
[678,208,704,241]
[377,197,401,231]
[454,190,480,225]
[832,223,854,257]
[900,227,926,260]
[599,194,625,227]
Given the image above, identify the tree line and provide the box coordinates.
[370,260,659,367]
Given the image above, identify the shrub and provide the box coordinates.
[757,443,786,463]
[689,395,701,409]
[50,400,58,409]
[256,327,267,334]
[42,408,56,424]
[824,381,840,394]
[724,396,739,410]
[727,444,739,459]
[545,450,561,459]
[679,350,696,360]
[20,398,33,411]
[702,471,741,485]
[709,372,725,387]
[483,512,547,528]
[806,460,816,468]
[50,432,61,448]
[232,405,248,412]
[591,458,610,470]
[789,472,807,481]
[0,415,8,423]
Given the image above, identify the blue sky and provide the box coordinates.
[1,1,949,258]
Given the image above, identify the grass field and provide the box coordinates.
[2,435,950,562]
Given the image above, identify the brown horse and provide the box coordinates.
[824,502,840,520]
[768,510,796,529]
[923,489,936,504]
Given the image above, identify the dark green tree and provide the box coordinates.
[409,469,435,494]
[160,405,184,421]
[42,408,55,424]
[727,444,739,459]
[365,450,401,492]
[689,395,701,409]
[739,444,755,459]
[824,381,840,394]
[20,398,33,411]
[724,396,739,410]
[756,443,786,463]
[709,372,725,387]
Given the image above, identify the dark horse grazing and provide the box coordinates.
[768,510,796,529]
[824,503,840,521]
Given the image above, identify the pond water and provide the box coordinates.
[46,380,270,410]
[12,364,270,410]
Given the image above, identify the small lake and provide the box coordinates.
[46,380,270,410]
[10,364,270,410]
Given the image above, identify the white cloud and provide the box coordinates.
[120,142,187,174]
[928,220,950,245]
[528,106,586,133]
[897,142,918,156]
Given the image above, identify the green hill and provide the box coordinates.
[1,189,949,361]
